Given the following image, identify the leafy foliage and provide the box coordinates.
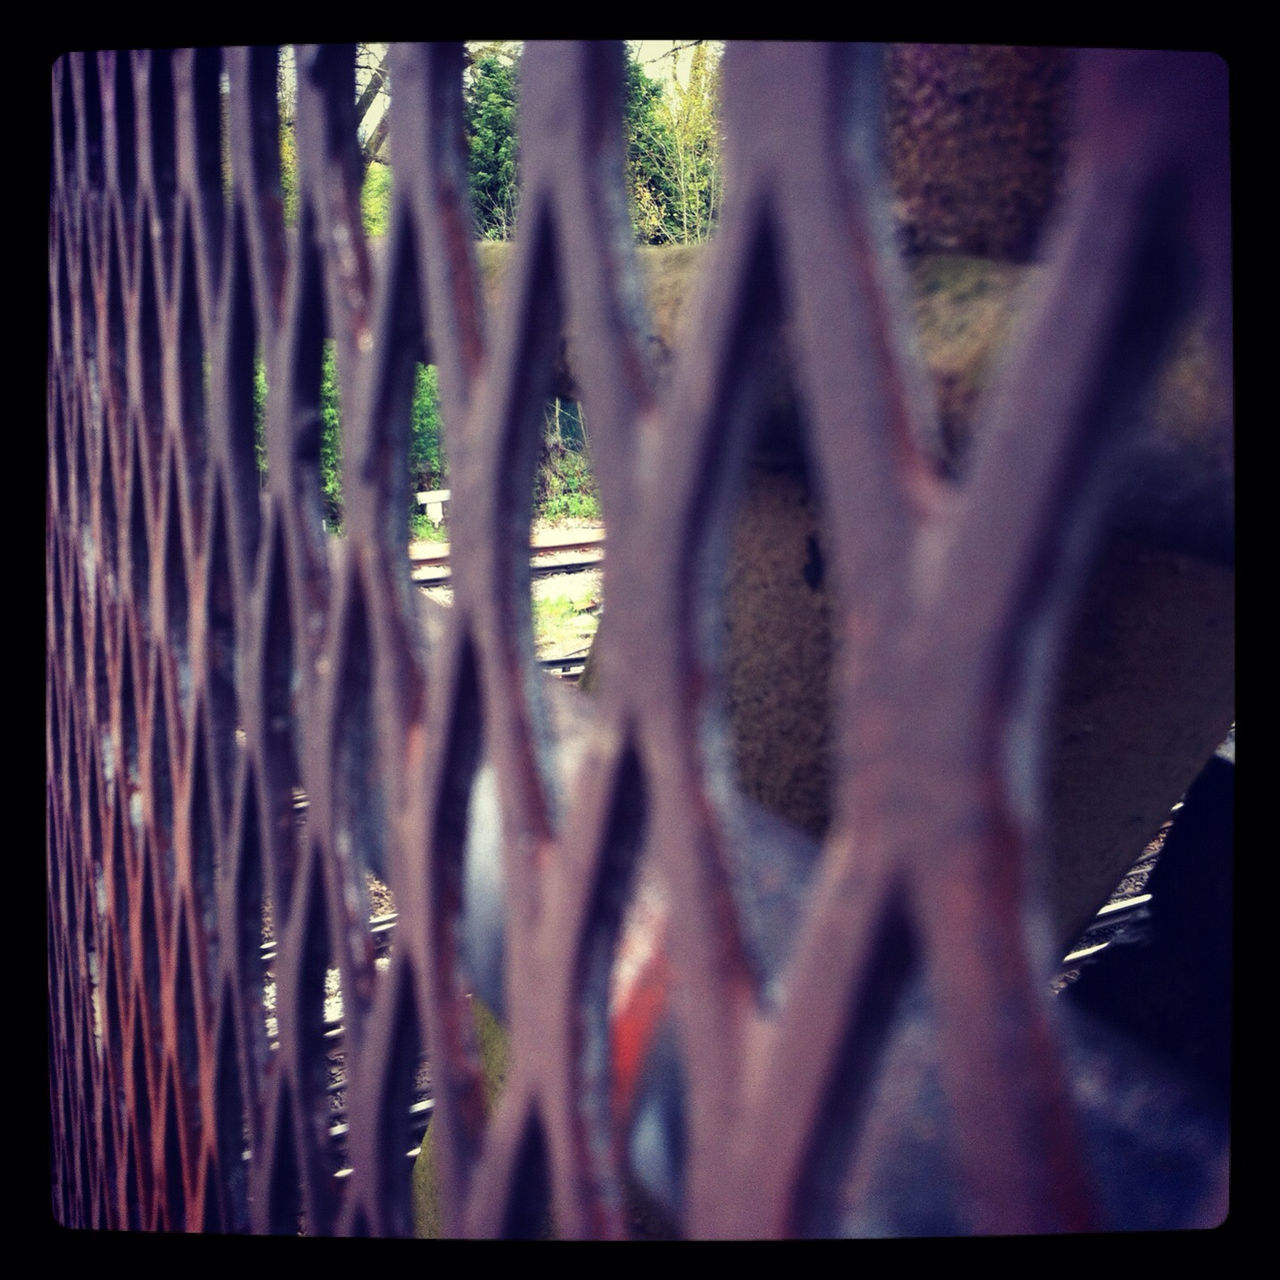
[279,103,299,228]
[361,160,393,237]
[536,443,599,522]
[259,43,705,536]
[274,44,391,232]
[320,355,449,533]
[254,352,594,537]
[272,42,721,246]
[462,43,722,246]
[253,353,269,481]
[536,399,599,520]
[627,43,722,244]
[625,57,681,243]
[466,52,521,240]
[319,342,343,527]
[248,343,345,529]
[409,363,445,495]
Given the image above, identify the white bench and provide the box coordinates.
[416,488,451,525]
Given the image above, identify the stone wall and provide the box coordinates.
[886,44,1074,261]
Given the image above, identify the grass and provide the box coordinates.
[531,573,602,657]
[532,592,580,632]
[409,510,450,543]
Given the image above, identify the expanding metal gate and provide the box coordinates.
[48,44,1231,1236]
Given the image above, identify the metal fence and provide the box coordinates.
[47,43,1231,1236]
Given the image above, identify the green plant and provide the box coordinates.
[253,352,269,483]
[409,510,449,543]
[250,350,602,540]
[466,52,521,240]
[535,442,600,523]
[627,44,723,245]
[409,363,445,495]
[532,591,579,633]
[280,102,299,229]
[532,396,599,521]
[319,341,343,529]
[252,340,343,528]
[361,160,393,237]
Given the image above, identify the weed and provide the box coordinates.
[535,442,600,523]
[531,575,602,656]
[409,511,449,544]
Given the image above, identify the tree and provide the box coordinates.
[269,44,394,231]
[459,42,723,246]
[627,42,723,244]
[355,43,394,235]
[465,50,521,240]
[353,43,391,171]
[408,363,445,496]
[624,56,682,244]
[666,42,722,243]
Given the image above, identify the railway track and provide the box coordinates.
[259,816,1171,1187]
[539,650,591,682]
[258,912,433,1176]
[1052,812,1170,986]
[270,627,1203,1207]
[275,697,1212,1213]
[410,528,606,587]
[413,530,601,679]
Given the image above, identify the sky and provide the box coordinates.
[628,40,714,90]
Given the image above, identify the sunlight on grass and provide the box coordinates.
[531,573,601,658]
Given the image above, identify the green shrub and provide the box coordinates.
[410,363,445,495]
[320,342,343,528]
[535,440,600,523]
